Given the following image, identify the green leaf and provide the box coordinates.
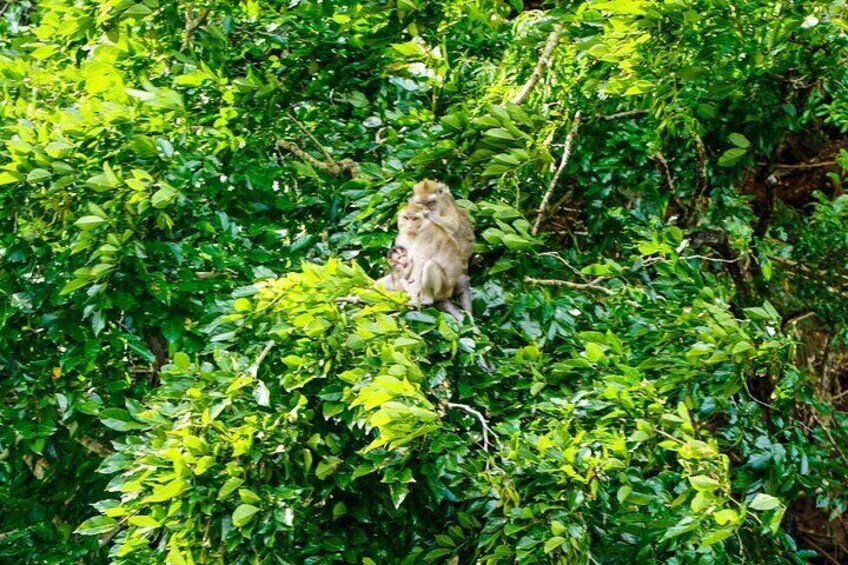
[688,475,721,492]
[218,477,244,500]
[585,342,605,363]
[728,133,750,148]
[128,515,161,528]
[718,148,747,167]
[543,536,565,554]
[0,172,21,185]
[239,488,261,505]
[141,479,188,504]
[27,168,52,183]
[315,456,341,479]
[697,528,734,551]
[45,141,73,158]
[76,516,118,535]
[232,504,260,527]
[391,41,426,57]
[749,493,781,511]
[99,408,147,431]
[74,215,107,229]
[713,508,738,525]
[151,185,178,209]
[173,351,191,370]
[86,167,120,191]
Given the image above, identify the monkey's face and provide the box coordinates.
[412,180,442,210]
[398,212,422,237]
[390,248,410,270]
[399,210,423,238]
[387,246,408,267]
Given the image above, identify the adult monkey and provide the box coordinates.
[410,179,475,314]
[396,202,466,319]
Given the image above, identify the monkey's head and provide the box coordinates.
[411,179,448,210]
[387,245,409,269]
[398,204,425,238]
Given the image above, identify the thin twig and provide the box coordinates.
[598,109,648,121]
[249,340,275,378]
[286,112,335,164]
[831,388,848,401]
[652,151,676,195]
[532,111,581,235]
[75,435,113,458]
[769,160,836,170]
[181,6,211,49]
[444,401,498,451]
[770,255,848,286]
[276,140,360,178]
[524,275,614,295]
[687,133,709,226]
[539,251,588,279]
[801,536,842,565]
[334,295,362,305]
[811,412,848,468]
[512,24,563,105]
[683,254,740,264]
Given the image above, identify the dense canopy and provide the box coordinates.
[1,1,848,563]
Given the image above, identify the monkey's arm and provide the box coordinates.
[376,274,397,291]
[423,209,460,235]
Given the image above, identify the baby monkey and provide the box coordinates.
[376,245,413,292]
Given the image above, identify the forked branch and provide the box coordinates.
[444,401,497,451]
[532,111,582,235]
[512,24,564,105]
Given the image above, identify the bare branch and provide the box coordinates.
[249,340,275,378]
[182,6,211,50]
[276,140,360,178]
[512,24,563,105]
[800,536,842,565]
[287,112,335,164]
[770,255,848,287]
[690,133,709,218]
[598,109,648,121]
[444,401,498,451]
[334,295,363,305]
[524,275,614,295]
[539,251,587,279]
[770,160,836,171]
[276,138,360,178]
[532,111,581,235]
[652,151,676,194]
[75,435,113,458]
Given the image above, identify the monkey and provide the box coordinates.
[396,202,465,309]
[410,179,475,313]
[376,245,413,292]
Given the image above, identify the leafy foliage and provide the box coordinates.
[1,0,847,563]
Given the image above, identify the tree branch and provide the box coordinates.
[598,109,648,121]
[687,133,710,225]
[524,275,614,295]
[287,112,335,164]
[182,6,211,50]
[512,24,563,105]
[276,140,360,178]
[686,230,754,303]
[249,340,275,378]
[443,401,497,451]
[532,111,581,235]
[652,151,690,223]
[770,160,836,171]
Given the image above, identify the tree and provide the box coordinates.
[1,1,847,563]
